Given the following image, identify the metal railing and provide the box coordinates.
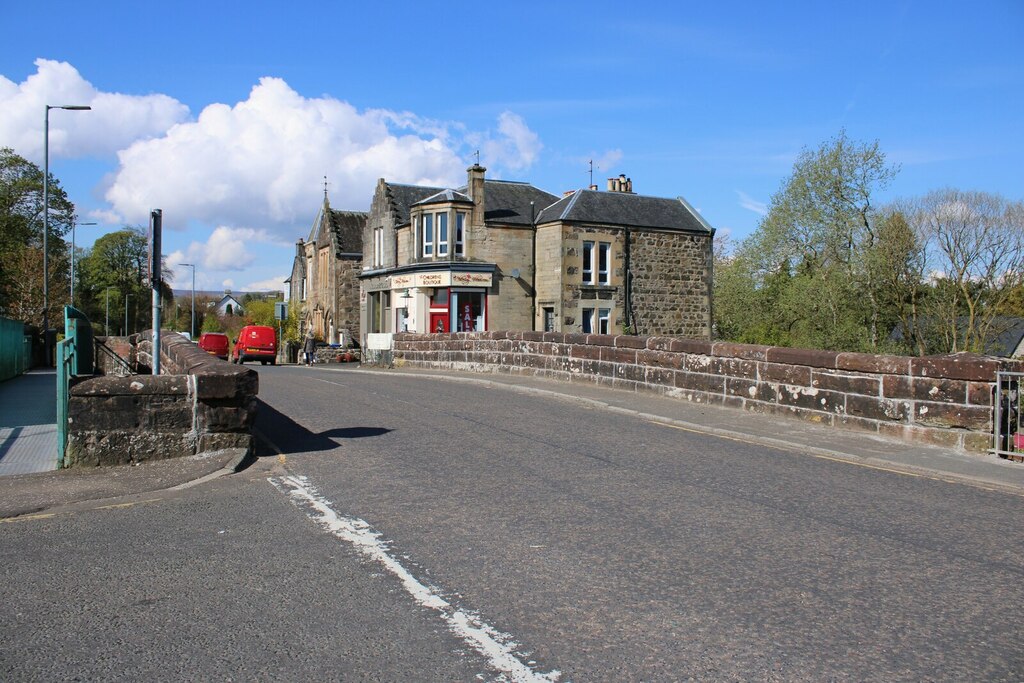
[993,371,1023,460]
[56,306,96,468]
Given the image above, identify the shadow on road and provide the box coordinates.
[253,399,392,456]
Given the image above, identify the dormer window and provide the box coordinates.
[417,209,466,259]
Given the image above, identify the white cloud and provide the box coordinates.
[167,226,286,287]
[103,77,506,234]
[0,59,188,162]
[245,275,288,292]
[2,61,549,276]
[736,190,768,216]
[469,111,543,173]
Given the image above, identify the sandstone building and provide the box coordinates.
[285,193,366,345]
[356,166,714,344]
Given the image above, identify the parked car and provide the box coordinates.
[231,325,277,365]
[198,332,230,360]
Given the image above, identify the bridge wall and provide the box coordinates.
[391,331,1024,453]
[65,331,257,467]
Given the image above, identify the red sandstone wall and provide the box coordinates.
[392,331,1024,453]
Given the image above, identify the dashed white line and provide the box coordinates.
[269,474,560,683]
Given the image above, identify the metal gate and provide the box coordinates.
[994,371,1023,460]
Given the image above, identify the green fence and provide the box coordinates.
[0,315,31,382]
[57,306,96,468]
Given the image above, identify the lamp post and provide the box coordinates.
[70,221,97,306]
[44,103,91,365]
[104,286,116,335]
[178,263,195,339]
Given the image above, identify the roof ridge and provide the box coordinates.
[559,190,582,221]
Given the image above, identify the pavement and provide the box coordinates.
[0,367,250,520]
[2,360,1022,521]
[0,369,58,476]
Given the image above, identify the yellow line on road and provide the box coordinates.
[94,498,161,510]
[0,513,56,523]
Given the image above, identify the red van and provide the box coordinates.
[198,332,230,360]
[231,325,277,365]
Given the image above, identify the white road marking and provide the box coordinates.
[269,474,560,683]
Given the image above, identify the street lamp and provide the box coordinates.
[104,286,116,335]
[44,103,91,365]
[70,221,97,306]
[178,263,196,339]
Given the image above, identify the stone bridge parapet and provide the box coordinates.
[391,331,1024,453]
[65,330,258,467]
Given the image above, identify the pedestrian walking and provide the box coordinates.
[303,332,316,366]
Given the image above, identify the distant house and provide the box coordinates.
[212,292,245,317]
[891,316,1024,357]
[987,318,1024,358]
[286,192,366,346]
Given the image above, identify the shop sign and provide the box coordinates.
[391,274,414,288]
[452,272,492,286]
[387,271,493,289]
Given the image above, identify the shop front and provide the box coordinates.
[385,268,493,335]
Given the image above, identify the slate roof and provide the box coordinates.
[329,210,367,255]
[986,317,1024,358]
[455,180,559,227]
[890,316,1024,358]
[385,183,446,225]
[413,189,473,207]
[536,189,713,233]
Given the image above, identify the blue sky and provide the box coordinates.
[2,1,1021,295]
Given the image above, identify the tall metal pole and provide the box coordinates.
[150,210,162,375]
[43,107,49,358]
[105,287,115,334]
[42,104,90,365]
[125,294,129,335]
[70,221,96,306]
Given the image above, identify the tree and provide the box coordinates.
[76,228,154,335]
[864,205,929,355]
[0,147,76,326]
[911,189,1024,353]
[722,131,901,351]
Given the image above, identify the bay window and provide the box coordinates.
[455,212,466,256]
[438,213,448,256]
[422,214,434,257]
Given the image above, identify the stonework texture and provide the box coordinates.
[390,331,1023,453]
[65,331,258,467]
[629,231,712,338]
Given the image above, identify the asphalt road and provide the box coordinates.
[3,364,1023,681]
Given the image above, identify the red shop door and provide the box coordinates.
[430,312,449,333]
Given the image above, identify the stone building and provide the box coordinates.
[285,193,366,346]
[357,166,714,343]
[359,165,558,338]
[534,178,714,337]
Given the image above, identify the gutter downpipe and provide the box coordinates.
[530,201,537,332]
[624,227,634,333]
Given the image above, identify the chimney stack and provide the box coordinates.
[606,174,634,193]
[467,164,486,225]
